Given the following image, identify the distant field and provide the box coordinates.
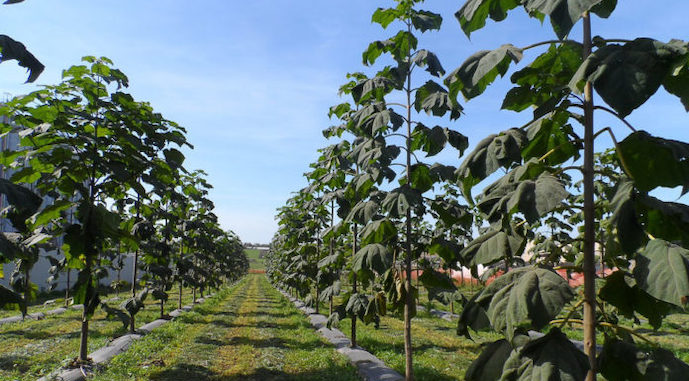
[245,248,266,271]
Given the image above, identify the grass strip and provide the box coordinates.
[91,274,359,381]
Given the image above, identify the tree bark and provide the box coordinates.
[582,11,598,381]
[403,24,414,379]
[351,223,358,348]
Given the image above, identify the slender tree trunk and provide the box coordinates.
[582,11,597,381]
[315,228,321,314]
[78,265,92,362]
[160,298,164,319]
[351,223,358,348]
[116,240,122,296]
[415,267,419,306]
[193,287,197,303]
[130,311,136,333]
[330,200,334,317]
[22,267,30,319]
[403,28,414,380]
[79,316,89,361]
[131,194,142,298]
[65,268,71,307]
[178,282,183,309]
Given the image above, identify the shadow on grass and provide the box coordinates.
[150,363,217,380]
[0,354,30,372]
[225,335,323,350]
[151,363,358,381]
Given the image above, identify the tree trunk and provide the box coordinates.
[178,282,183,310]
[131,249,138,297]
[22,267,30,319]
[130,312,136,333]
[79,316,89,362]
[131,195,141,298]
[160,298,164,319]
[351,223,358,348]
[116,240,122,296]
[403,30,414,379]
[65,268,71,308]
[78,265,92,362]
[331,201,335,316]
[582,11,598,381]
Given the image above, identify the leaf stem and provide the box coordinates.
[571,103,637,132]
[594,127,635,180]
[521,39,581,51]
[556,298,585,329]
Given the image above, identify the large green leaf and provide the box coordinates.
[408,164,434,193]
[371,7,399,29]
[362,30,418,66]
[412,50,445,77]
[599,339,689,381]
[345,292,369,320]
[663,61,689,111]
[637,194,689,248]
[454,0,521,38]
[413,81,463,120]
[457,291,491,339]
[0,284,23,308]
[465,339,513,381]
[501,328,589,381]
[475,266,575,339]
[522,0,607,39]
[456,128,526,203]
[0,178,41,220]
[522,112,580,165]
[446,44,522,101]
[428,237,462,264]
[410,9,443,32]
[430,197,472,227]
[455,0,608,40]
[570,38,689,117]
[73,269,100,319]
[347,200,380,225]
[359,218,397,246]
[477,171,568,223]
[410,124,469,157]
[351,76,396,104]
[503,42,582,115]
[0,34,44,82]
[618,130,689,194]
[381,185,423,218]
[608,179,645,254]
[353,244,392,275]
[0,232,23,262]
[462,229,525,266]
[598,270,672,329]
[419,268,456,290]
[634,239,689,308]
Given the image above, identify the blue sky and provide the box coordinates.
[0,1,687,244]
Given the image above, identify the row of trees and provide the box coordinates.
[0,56,248,363]
[268,0,689,380]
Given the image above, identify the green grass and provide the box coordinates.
[91,274,359,381]
[315,282,689,380]
[245,248,266,271]
[335,308,501,380]
[0,285,200,380]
